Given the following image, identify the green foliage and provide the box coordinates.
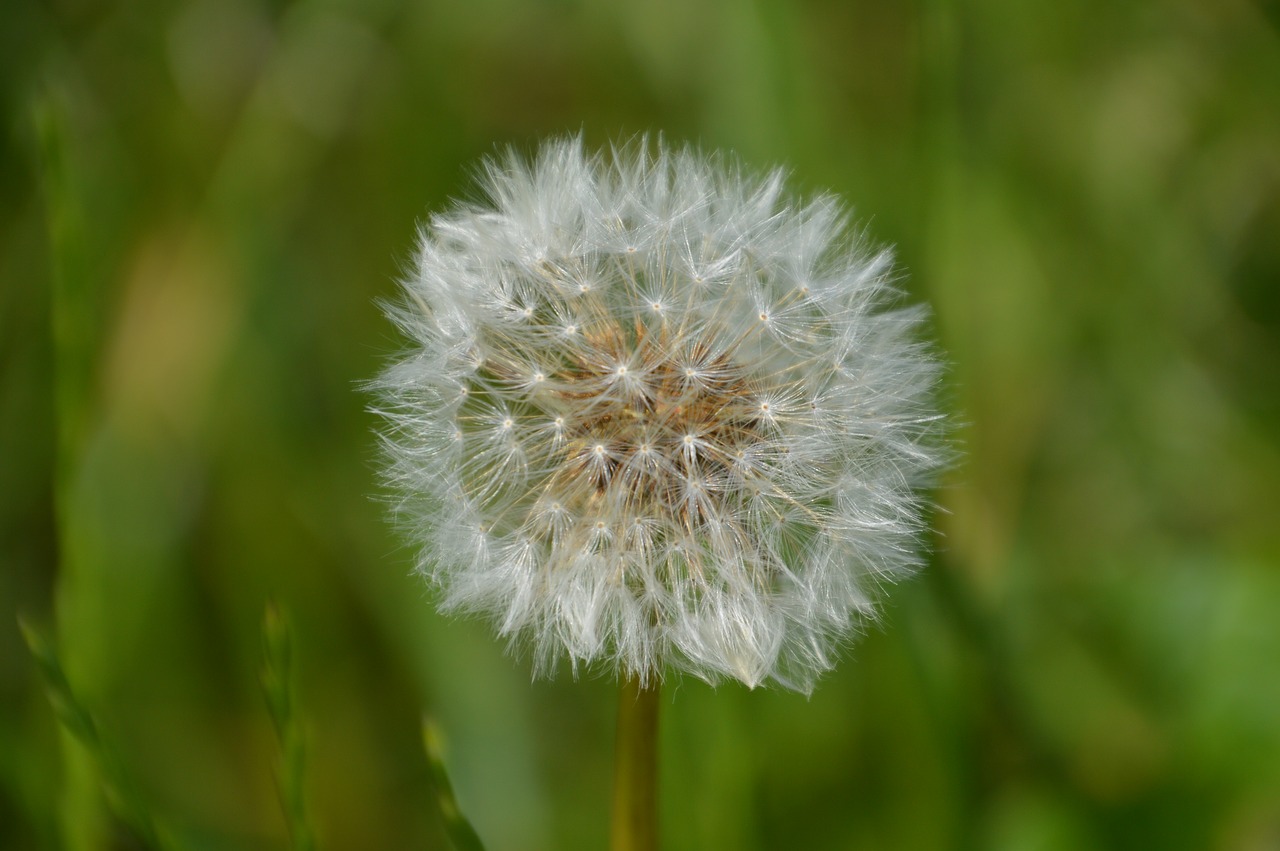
[422,718,487,851]
[20,620,176,850]
[262,604,317,851]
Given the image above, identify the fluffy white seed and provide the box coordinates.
[372,137,944,693]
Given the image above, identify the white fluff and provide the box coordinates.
[372,137,944,693]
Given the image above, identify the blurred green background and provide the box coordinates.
[3,0,1279,848]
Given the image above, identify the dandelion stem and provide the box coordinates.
[610,675,659,851]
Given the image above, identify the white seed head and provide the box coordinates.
[372,137,945,693]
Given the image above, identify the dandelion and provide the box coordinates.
[373,137,944,694]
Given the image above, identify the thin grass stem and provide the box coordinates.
[261,603,317,851]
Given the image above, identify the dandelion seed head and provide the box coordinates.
[373,136,945,693]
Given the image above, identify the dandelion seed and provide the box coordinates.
[372,137,945,692]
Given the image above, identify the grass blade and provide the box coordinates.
[262,602,318,851]
[19,617,175,850]
[422,717,486,851]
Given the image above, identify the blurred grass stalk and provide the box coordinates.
[19,619,173,849]
[610,676,659,851]
[35,89,111,851]
[261,603,317,851]
[421,717,487,851]
[35,93,94,503]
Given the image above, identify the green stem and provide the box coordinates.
[610,675,659,851]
